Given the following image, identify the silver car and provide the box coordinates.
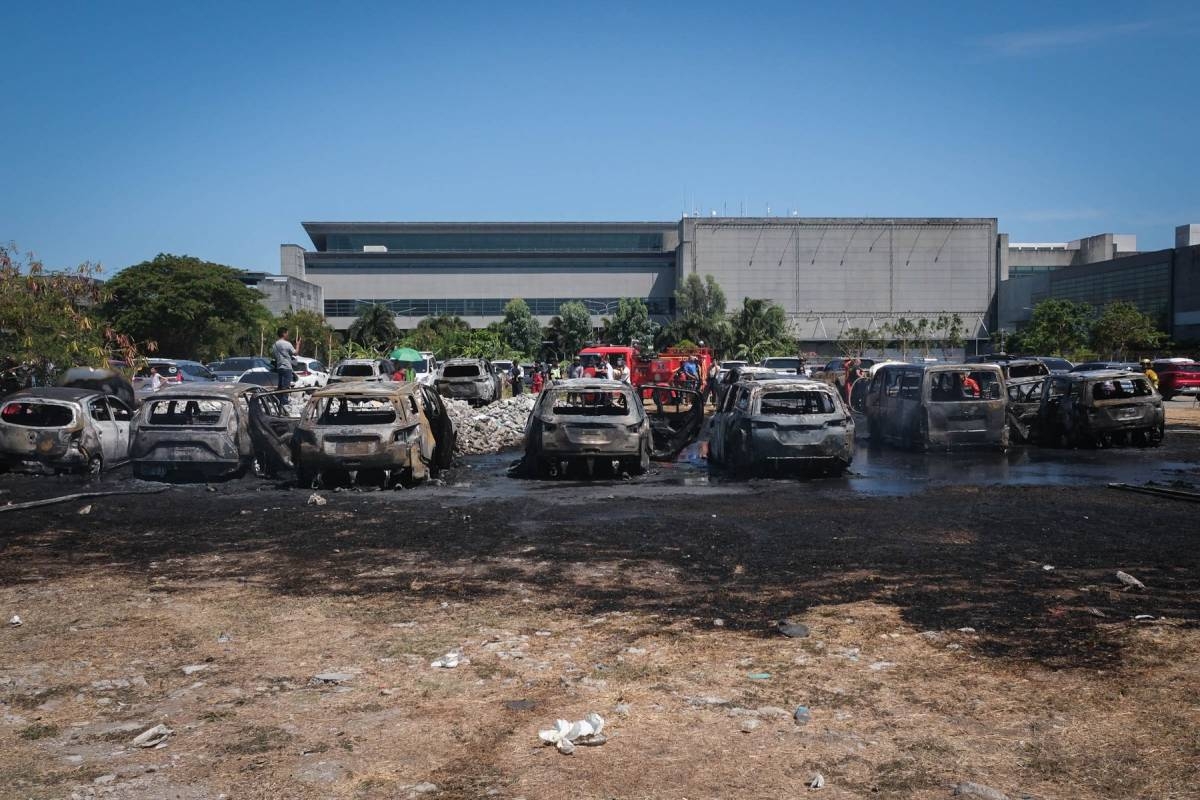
[436,358,502,405]
[0,387,134,475]
[129,383,262,480]
[709,378,854,475]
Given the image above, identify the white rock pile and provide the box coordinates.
[444,394,537,455]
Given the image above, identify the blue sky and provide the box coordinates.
[2,0,1197,274]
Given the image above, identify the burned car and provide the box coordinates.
[708,378,854,475]
[861,363,1008,451]
[0,387,135,475]
[435,358,502,405]
[522,379,653,477]
[249,381,455,487]
[976,358,1049,444]
[129,383,262,480]
[1034,370,1163,447]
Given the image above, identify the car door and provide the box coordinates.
[247,388,313,473]
[87,397,121,463]
[107,396,134,463]
[420,385,456,469]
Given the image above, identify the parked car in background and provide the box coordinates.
[0,387,135,475]
[133,359,216,391]
[1070,361,1138,373]
[715,360,748,381]
[129,383,262,480]
[208,357,272,382]
[237,368,279,388]
[293,357,330,388]
[248,381,455,487]
[1150,359,1200,400]
[713,365,780,408]
[491,360,514,379]
[329,358,394,384]
[389,352,436,387]
[758,357,802,376]
[1028,356,1074,373]
[709,378,854,475]
[860,363,1008,450]
[1034,370,1163,447]
[522,379,652,477]
[435,358,502,405]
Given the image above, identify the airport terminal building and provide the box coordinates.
[280,218,1200,349]
[281,217,1000,346]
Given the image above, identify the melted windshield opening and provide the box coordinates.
[1,402,75,427]
[315,396,397,425]
[547,388,633,416]
[145,399,230,426]
[442,365,481,378]
[759,390,836,415]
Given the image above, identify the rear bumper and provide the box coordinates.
[296,441,418,472]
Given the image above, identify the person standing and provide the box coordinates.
[272,327,297,389]
[615,358,631,384]
[569,358,584,379]
[510,361,524,395]
[148,366,165,391]
[604,357,615,381]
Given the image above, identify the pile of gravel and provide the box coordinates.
[444,393,537,455]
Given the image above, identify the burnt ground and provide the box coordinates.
[1,406,1199,799]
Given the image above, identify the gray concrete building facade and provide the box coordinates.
[239,271,324,317]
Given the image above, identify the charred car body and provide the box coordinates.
[522,379,654,477]
[860,363,1008,450]
[129,384,262,480]
[709,378,854,475]
[1034,370,1163,447]
[249,381,455,487]
[435,358,502,405]
[0,387,135,475]
[978,358,1050,444]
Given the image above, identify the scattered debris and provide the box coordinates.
[1041,564,1054,571]
[0,486,169,513]
[311,672,355,685]
[181,664,209,675]
[713,618,725,627]
[1087,607,1107,618]
[131,723,172,748]
[739,718,760,733]
[406,782,439,797]
[868,661,897,671]
[776,620,810,638]
[538,713,606,754]
[1116,570,1145,590]
[808,772,825,790]
[793,705,811,725]
[306,493,327,507]
[952,782,1008,800]
[957,627,976,634]
[78,504,92,515]
[1134,614,1157,621]
[217,632,231,643]
[747,672,772,680]
[431,651,466,669]
[8,614,20,627]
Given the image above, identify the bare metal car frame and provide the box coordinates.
[129,383,262,480]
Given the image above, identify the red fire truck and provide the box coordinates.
[577,344,714,390]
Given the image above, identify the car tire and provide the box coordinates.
[624,442,650,476]
[86,453,103,477]
[296,467,315,489]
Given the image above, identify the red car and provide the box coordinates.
[1151,360,1200,400]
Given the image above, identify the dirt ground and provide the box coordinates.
[2,406,1199,799]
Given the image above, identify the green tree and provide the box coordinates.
[501,298,542,357]
[603,298,659,347]
[101,253,269,361]
[547,301,593,360]
[275,309,338,363]
[400,314,472,358]
[729,298,792,363]
[885,318,918,360]
[1090,300,1166,359]
[666,273,730,352]
[458,329,510,360]
[933,313,965,357]
[347,303,400,352]
[837,326,881,357]
[1013,299,1093,356]
[1,244,155,381]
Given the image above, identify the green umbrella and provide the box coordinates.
[389,347,423,362]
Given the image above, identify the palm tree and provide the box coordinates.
[730,298,791,363]
[347,303,399,351]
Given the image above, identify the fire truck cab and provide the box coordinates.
[577,345,713,390]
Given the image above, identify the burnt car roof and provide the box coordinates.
[310,380,423,398]
[441,357,488,365]
[4,386,103,403]
[147,383,262,400]
[748,378,838,392]
[1069,369,1149,381]
[548,379,632,390]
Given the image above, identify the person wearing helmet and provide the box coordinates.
[1141,358,1159,390]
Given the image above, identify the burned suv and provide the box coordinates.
[249,381,455,487]
[129,383,262,480]
[1034,370,1163,447]
[435,358,501,405]
[709,378,854,475]
[523,379,652,477]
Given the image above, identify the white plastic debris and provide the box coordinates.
[430,651,466,669]
[538,712,606,754]
[181,664,209,675]
[132,723,172,748]
[808,772,825,790]
[1041,564,1054,571]
[307,493,327,506]
[78,504,92,515]
[1116,570,1145,590]
[8,614,21,626]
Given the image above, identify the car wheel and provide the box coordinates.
[86,453,103,477]
[624,442,650,476]
[1160,391,1173,401]
[296,467,315,489]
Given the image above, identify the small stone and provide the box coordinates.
[8,614,21,626]
[615,703,631,716]
[952,782,1009,800]
[868,661,896,671]
[311,672,354,684]
[181,664,209,675]
[713,618,725,627]
[793,705,811,725]
[307,493,327,506]
[93,775,116,785]
[409,782,439,795]
[78,504,93,515]
[808,772,825,790]
[776,620,810,638]
[131,724,172,748]
[739,718,760,733]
